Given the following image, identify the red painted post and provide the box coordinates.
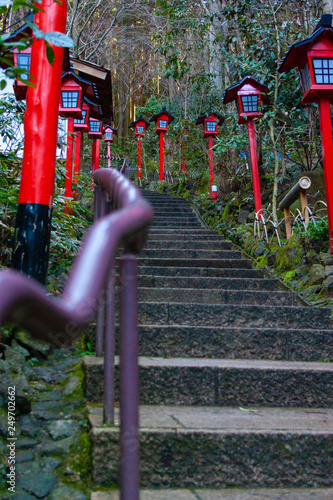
[318,98,333,252]
[182,143,185,173]
[159,133,164,181]
[138,137,141,179]
[95,138,100,171]
[72,131,81,200]
[247,119,262,219]
[73,132,81,182]
[107,142,111,168]
[64,118,74,214]
[12,0,67,283]
[208,135,214,195]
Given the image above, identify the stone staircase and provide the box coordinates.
[86,190,333,499]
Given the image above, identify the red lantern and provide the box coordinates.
[223,76,267,125]
[196,110,224,196]
[279,14,333,252]
[88,118,103,139]
[149,108,175,180]
[104,125,114,142]
[129,116,150,178]
[223,77,267,219]
[59,75,83,120]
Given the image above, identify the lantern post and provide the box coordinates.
[104,125,116,168]
[59,73,84,213]
[182,129,189,173]
[223,76,268,220]
[149,108,175,181]
[129,116,150,179]
[279,14,333,253]
[195,110,224,197]
[73,102,90,197]
[88,118,103,180]
[11,0,67,284]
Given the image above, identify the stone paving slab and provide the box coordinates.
[91,488,333,500]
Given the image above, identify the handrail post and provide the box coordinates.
[95,186,108,357]
[103,267,115,425]
[119,254,139,500]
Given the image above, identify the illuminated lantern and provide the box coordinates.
[196,110,224,196]
[279,14,333,252]
[88,118,103,138]
[223,76,268,219]
[129,116,150,179]
[59,74,83,120]
[149,108,175,180]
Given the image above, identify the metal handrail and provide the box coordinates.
[0,167,154,500]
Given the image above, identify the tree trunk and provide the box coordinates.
[323,0,333,14]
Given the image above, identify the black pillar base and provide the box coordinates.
[12,203,52,284]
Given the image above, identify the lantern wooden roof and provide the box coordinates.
[71,57,113,125]
[149,107,175,124]
[279,15,333,74]
[129,115,150,129]
[195,111,224,126]
[223,76,268,104]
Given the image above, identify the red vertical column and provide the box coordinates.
[138,137,141,179]
[318,98,333,253]
[247,119,262,219]
[73,131,81,200]
[95,138,100,170]
[12,0,67,284]
[208,135,214,195]
[159,132,164,181]
[182,143,185,173]
[64,118,74,213]
[107,142,111,168]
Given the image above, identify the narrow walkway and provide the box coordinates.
[88,190,333,498]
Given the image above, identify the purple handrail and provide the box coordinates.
[0,168,154,500]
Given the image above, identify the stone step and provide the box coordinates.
[138,302,332,329]
[84,356,333,407]
[137,266,265,278]
[146,239,230,249]
[133,325,333,361]
[137,258,252,269]
[153,216,199,222]
[140,249,243,259]
[138,275,281,291]
[137,288,299,306]
[151,222,203,228]
[91,488,333,500]
[153,209,195,215]
[148,230,217,236]
[89,405,333,488]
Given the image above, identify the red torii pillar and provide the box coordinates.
[12,0,67,283]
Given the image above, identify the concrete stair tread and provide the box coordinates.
[85,354,333,373]
[138,266,266,278]
[137,288,299,306]
[138,276,282,290]
[88,404,333,434]
[91,488,333,500]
